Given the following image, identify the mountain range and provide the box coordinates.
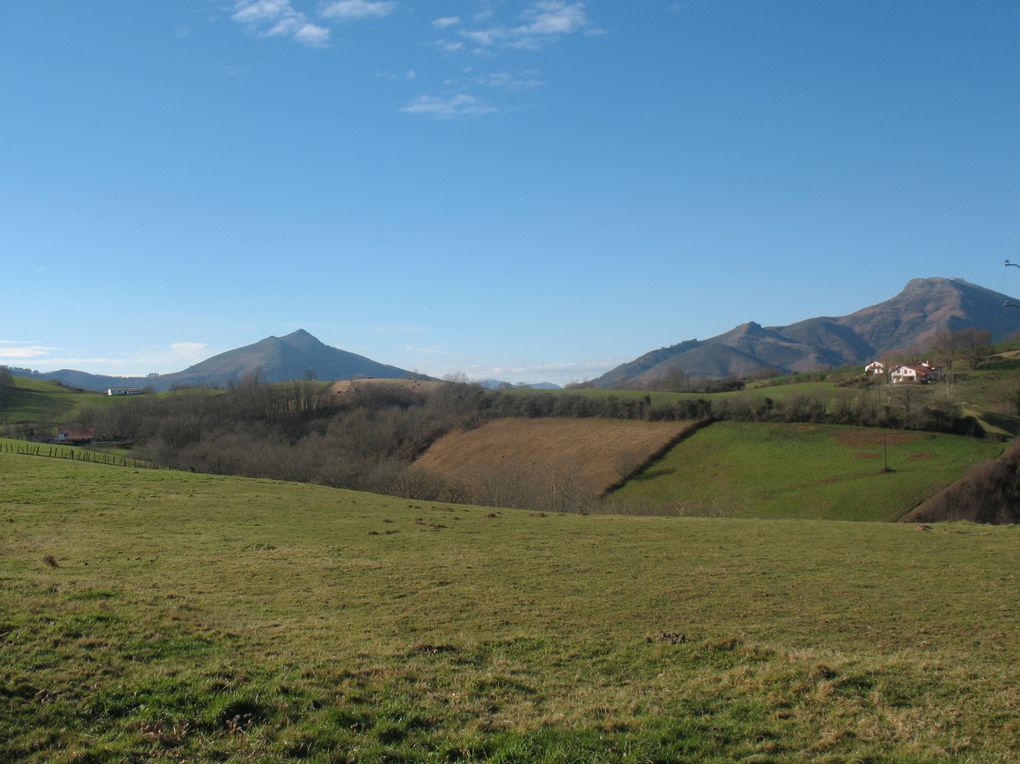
[21,330,421,393]
[594,278,1020,388]
[12,277,1020,393]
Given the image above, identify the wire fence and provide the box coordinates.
[0,439,164,470]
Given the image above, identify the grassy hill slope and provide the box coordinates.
[2,454,1020,761]
[0,376,114,428]
[609,422,1003,521]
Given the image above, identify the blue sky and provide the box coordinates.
[2,1,1018,384]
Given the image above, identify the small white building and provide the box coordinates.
[107,387,144,396]
[864,361,885,376]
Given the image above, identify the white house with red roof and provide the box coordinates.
[890,362,943,384]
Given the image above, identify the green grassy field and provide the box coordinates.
[0,377,114,427]
[608,422,1003,521]
[2,453,1020,762]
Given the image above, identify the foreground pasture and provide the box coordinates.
[1,453,1019,762]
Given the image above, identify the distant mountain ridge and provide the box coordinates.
[595,278,1020,388]
[21,330,421,392]
[479,379,563,391]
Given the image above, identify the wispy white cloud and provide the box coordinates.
[0,345,56,359]
[473,70,544,90]
[453,1,590,52]
[442,69,544,91]
[232,0,330,46]
[518,1,586,36]
[220,64,251,77]
[374,68,418,81]
[431,16,461,29]
[291,22,331,45]
[400,93,498,119]
[320,0,396,21]
[429,38,466,54]
[232,0,287,25]
[460,28,500,47]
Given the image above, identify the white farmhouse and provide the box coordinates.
[890,363,942,384]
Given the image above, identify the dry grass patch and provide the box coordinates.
[413,417,701,509]
[328,378,445,396]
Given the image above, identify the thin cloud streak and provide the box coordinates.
[431,16,461,29]
[320,0,397,21]
[13,341,215,376]
[0,346,56,359]
[400,93,498,119]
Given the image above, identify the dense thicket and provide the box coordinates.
[908,441,1020,524]
[81,382,485,494]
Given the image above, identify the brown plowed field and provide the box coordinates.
[414,417,701,498]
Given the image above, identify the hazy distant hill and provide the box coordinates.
[479,379,563,391]
[24,330,421,393]
[595,278,1020,387]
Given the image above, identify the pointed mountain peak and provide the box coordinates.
[719,321,765,340]
[279,329,325,348]
[901,276,972,294]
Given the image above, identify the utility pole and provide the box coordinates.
[1004,261,1020,309]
